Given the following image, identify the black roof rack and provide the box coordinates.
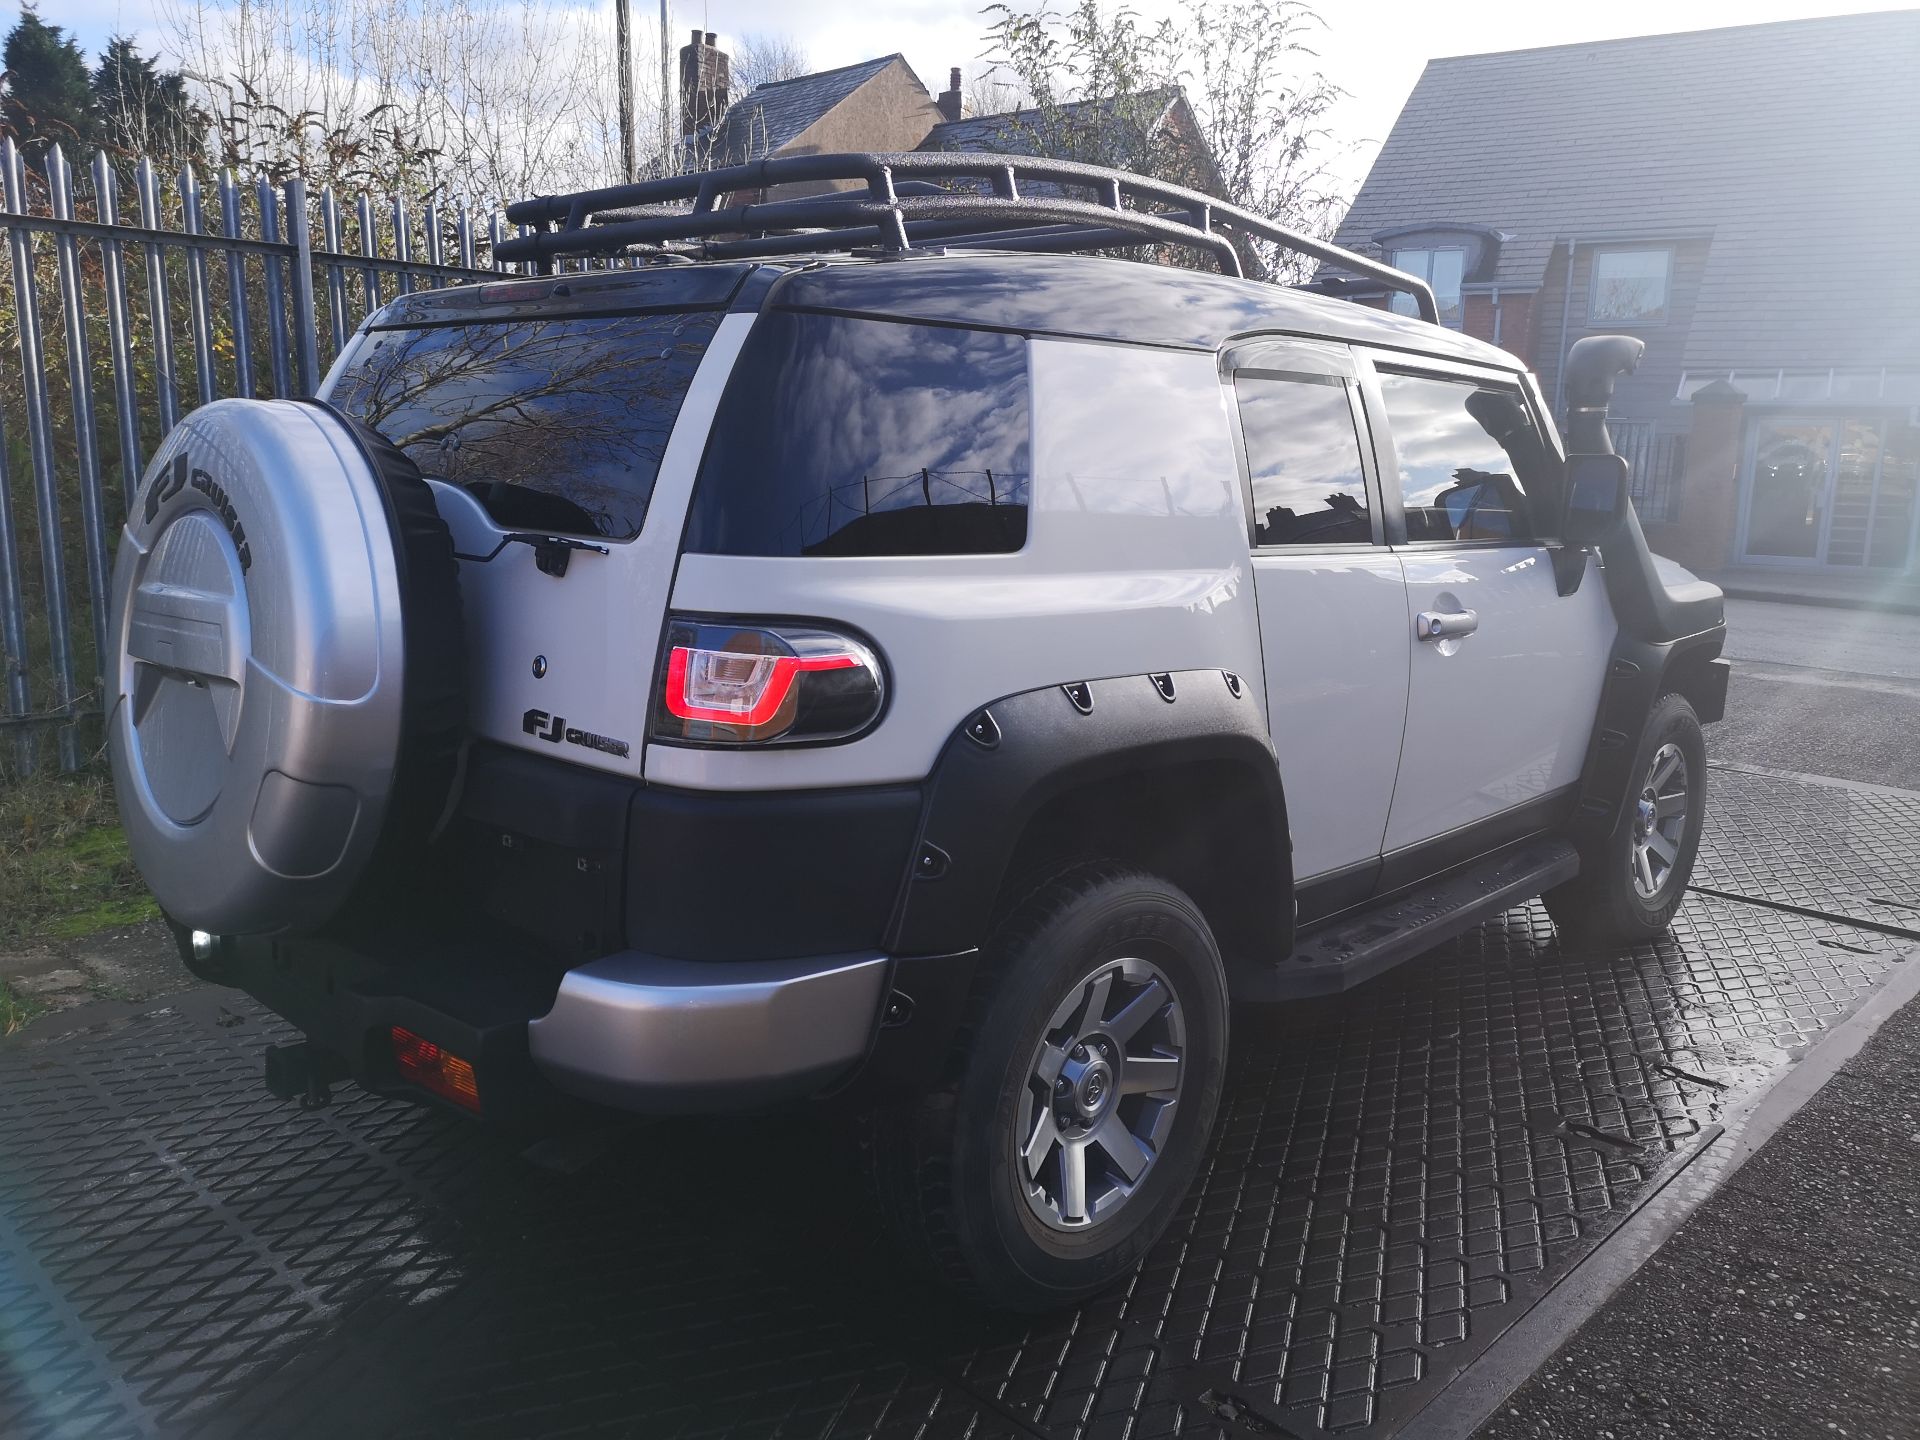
[497,152,1438,325]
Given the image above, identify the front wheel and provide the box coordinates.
[866,863,1228,1310]
[1546,692,1707,945]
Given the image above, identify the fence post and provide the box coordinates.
[219,170,254,397]
[320,185,348,355]
[255,178,292,397]
[287,177,321,395]
[356,191,379,314]
[391,194,413,295]
[47,145,111,676]
[93,153,143,505]
[135,158,180,432]
[0,354,31,773]
[178,166,217,406]
[2,137,79,771]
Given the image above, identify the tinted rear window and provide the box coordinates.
[684,311,1030,557]
[327,312,723,540]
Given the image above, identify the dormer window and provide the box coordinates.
[1589,248,1673,324]
[1388,246,1465,328]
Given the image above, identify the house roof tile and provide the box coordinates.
[709,54,908,164]
[1333,12,1920,370]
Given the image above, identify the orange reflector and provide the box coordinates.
[390,1027,481,1113]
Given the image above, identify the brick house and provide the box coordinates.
[680,38,1228,219]
[1329,13,1920,582]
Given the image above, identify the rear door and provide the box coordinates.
[1359,353,1615,861]
[1230,339,1409,918]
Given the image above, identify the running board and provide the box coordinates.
[1251,838,1581,999]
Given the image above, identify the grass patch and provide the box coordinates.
[0,763,159,948]
[1,977,45,1036]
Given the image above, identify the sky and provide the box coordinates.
[39,0,1920,200]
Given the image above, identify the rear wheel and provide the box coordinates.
[1546,692,1706,944]
[866,863,1228,1310]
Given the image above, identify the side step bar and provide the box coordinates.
[1251,838,1581,999]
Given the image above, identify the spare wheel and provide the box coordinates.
[107,398,465,937]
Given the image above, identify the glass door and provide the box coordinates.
[1744,418,1832,560]
[1741,415,1914,570]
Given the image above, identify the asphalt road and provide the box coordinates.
[1709,598,1920,791]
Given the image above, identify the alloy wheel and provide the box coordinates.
[1629,742,1690,899]
[1015,955,1187,1231]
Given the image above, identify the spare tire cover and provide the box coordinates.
[108,398,422,935]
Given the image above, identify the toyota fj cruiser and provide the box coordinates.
[108,154,1729,1310]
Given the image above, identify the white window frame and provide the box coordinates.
[1388,247,1466,329]
[1588,247,1674,326]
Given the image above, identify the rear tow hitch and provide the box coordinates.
[264,1041,350,1110]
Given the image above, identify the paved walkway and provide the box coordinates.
[1481,981,1920,1440]
[1705,565,1920,615]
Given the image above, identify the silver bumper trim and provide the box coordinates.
[527,950,890,1110]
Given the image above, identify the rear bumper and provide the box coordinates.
[198,934,955,1120]
[527,950,890,1110]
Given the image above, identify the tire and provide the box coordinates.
[866,863,1229,1310]
[1546,692,1706,945]
[106,398,464,937]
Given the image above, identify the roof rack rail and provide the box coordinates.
[497,152,1438,325]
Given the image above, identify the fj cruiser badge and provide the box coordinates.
[144,452,254,572]
[522,708,631,758]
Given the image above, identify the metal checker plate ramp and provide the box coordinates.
[1694,763,1920,933]
[0,785,1914,1440]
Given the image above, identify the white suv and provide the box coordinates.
[105,154,1728,1310]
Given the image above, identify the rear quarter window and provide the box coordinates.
[326,311,723,541]
[684,311,1030,557]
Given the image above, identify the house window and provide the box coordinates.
[1590,248,1672,324]
[1388,247,1465,327]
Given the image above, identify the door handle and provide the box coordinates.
[1416,608,1479,642]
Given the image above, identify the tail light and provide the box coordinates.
[651,618,885,746]
[390,1027,481,1112]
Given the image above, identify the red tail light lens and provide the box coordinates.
[390,1027,481,1112]
[652,619,885,746]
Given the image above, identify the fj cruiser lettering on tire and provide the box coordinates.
[110,151,1728,1311]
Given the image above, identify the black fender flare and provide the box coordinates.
[885,669,1293,960]
[1569,628,1728,855]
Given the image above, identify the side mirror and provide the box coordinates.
[1563,453,1631,547]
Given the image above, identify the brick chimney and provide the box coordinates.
[680,30,730,137]
[937,66,963,123]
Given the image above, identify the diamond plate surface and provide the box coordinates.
[1696,764,1920,932]
[2,786,1916,1440]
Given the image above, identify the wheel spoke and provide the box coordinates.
[1650,749,1682,790]
[1655,791,1688,819]
[1119,1051,1181,1095]
[1059,1137,1089,1222]
[1106,977,1168,1043]
[1634,846,1657,893]
[1648,830,1679,865]
[1074,970,1115,1034]
[1022,1112,1060,1175]
[1034,1040,1070,1087]
[1094,1114,1151,1183]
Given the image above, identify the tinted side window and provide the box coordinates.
[1376,373,1547,543]
[328,311,722,541]
[685,312,1029,557]
[1233,372,1371,545]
